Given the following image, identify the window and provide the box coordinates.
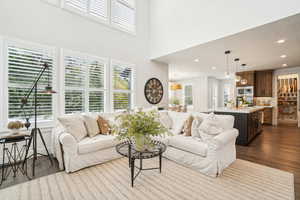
[63,51,106,114]
[111,0,136,33]
[6,41,55,121]
[184,85,193,106]
[112,61,134,111]
[63,0,108,22]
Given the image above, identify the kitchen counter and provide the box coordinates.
[214,106,269,113]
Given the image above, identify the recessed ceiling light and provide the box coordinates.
[282,64,288,67]
[280,55,287,58]
[194,59,199,62]
[277,39,285,44]
[212,66,216,70]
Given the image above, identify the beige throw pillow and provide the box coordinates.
[183,115,194,136]
[82,115,100,137]
[58,115,87,141]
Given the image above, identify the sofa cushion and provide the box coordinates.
[58,115,87,142]
[159,111,173,130]
[168,111,191,135]
[199,113,223,141]
[191,116,203,138]
[78,134,117,154]
[167,135,208,157]
[191,112,234,130]
[183,115,194,136]
[82,115,100,137]
[97,116,111,135]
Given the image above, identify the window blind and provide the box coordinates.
[7,44,54,120]
[112,62,133,111]
[65,0,88,12]
[64,52,105,114]
[89,0,107,19]
[112,0,135,32]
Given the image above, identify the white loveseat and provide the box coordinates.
[162,111,238,177]
[52,113,122,173]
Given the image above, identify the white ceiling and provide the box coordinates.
[153,14,300,81]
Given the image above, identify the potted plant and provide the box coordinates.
[7,121,24,135]
[113,111,168,151]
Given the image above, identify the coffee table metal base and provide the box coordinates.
[130,153,162,187]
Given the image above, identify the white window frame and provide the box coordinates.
[110,59,135,112]
[2,38,58,129]
[41,0,135,35]
[183,84,193,106]
[62,49,108,114]
[0,37,5,130]
[61,0,110,26]
[111,0,136,34]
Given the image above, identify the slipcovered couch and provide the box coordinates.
[53,110,238,177]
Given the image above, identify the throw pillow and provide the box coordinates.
[199,113,223,141]
[159,111,173,130]
[97,116,111,135]
[191,116,203,138]
[168,111,191,135]
[82,115,100,137]
[183,115,194,136]
[58,115,87,142]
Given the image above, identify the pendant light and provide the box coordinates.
[234,58,241,82]
[225,50,231,78]
[240,64,248,85]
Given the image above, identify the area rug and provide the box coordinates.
[0,158,294,200]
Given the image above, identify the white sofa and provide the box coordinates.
[163,111,238,177]
[52,113,122,173]
[52,111,238,177]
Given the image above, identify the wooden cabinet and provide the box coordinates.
[255,70,273,97]
[236,71,255,87]
[263,108,273,125]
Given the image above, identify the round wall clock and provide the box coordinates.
[144,78,164,104]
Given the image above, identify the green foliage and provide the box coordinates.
[170,97,180,105]
[113,111,168,141]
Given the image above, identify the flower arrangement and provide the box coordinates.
[112,111,168,151]
[7,121,24,135]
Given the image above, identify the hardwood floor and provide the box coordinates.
[0,125,299,199]
[237,125,300,200]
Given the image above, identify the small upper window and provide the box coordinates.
[111,0,136,33]
[184,85,193,106]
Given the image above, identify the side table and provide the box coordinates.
[0,134,30,186]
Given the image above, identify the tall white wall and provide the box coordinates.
[0,0,169,109]
[0,0,169,157]
[150,0,300,58]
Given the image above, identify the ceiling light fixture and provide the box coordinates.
[212,66,216,70]
[234,58,241,82]
[280,55,287,58]
[277,39,285,44]
[194,58,199,62]
[224,50,231,78]
[282,64,288,67]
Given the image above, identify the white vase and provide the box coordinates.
[10,128,20,135]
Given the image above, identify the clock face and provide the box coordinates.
[144,78,164,105]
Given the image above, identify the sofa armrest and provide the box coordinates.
[213,128,239,148]
[59,133,78,155]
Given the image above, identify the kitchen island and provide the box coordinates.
[214,106,265,145]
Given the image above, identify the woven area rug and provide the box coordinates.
[0,158,294,200]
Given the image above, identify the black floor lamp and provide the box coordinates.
[21,62,56,177]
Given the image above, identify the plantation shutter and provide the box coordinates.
[111,0,135,32]
[64,55,86,114]
[64,0,88,12]
[64,52,106,114]
[112,61,133,111]
[7,44,54,120]
[89,0,108,19]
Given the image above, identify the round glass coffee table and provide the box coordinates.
[116,140,167,187]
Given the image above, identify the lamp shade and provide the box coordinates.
[41,85,57,94]
[171,83,182,91]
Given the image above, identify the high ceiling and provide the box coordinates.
[153,14,300,81]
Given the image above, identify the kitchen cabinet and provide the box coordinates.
[263,108,273,125]
[255,70,273,97]
[236,71,255,87]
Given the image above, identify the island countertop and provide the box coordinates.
[213,106,268,113]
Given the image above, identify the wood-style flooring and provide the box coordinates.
[237,124,300,200]
[0,125,299,199]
